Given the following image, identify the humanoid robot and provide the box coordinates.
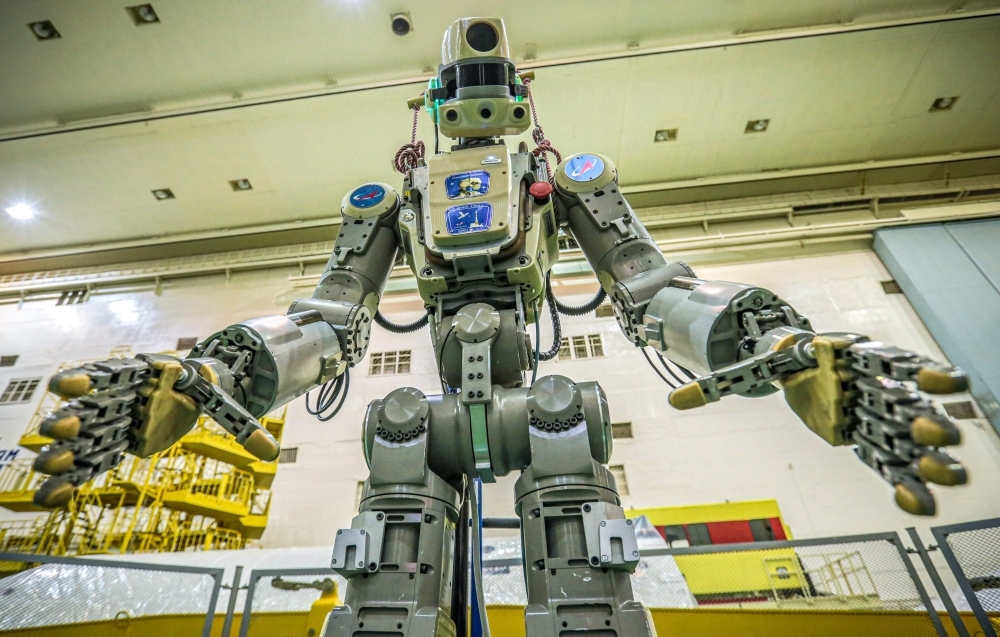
[30,17,970,637]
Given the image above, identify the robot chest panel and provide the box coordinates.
[422,146,518,253]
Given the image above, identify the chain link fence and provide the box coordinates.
[0,552,223,636]
[932,517,1000,637]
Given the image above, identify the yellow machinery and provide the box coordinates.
[627,500,882,609]
[0,348,285,556]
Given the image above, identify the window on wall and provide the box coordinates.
[0,355,18,367]
[176,337,199,350]
[0,378,41,404]
[595,303,615,318]
[609,464,630,496]
[557,232,579,251]
[56,290,87,305]
[369,350,411,375]
[278,447,298,464]
[686,523,712,546]
[611,422,633,439]
[558,334,604,361]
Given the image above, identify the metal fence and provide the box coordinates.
[238,567,347,637]
[0,551,224,637]
[478,531,948,636]
[932,517,1000,637]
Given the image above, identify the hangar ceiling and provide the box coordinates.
[1,0,999,271]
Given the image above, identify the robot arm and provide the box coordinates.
[555,153,969,515]
[31,182,401,507]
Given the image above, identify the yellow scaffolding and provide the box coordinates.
[0,348,285,556]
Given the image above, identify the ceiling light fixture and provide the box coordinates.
[391,13,412,36]
[152,188,174,200]
[28,21,61,40]
[5,204,35,219]
[745,119,770,133]
[126,4,160,25]
[930,96,958,111]
[654,129,678,142]
[230,179,253,191]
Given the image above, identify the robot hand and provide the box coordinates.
[668,332,969,515]
[32,354,280,508]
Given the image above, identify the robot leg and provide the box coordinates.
[514,376,657,637]
[325,388,462,637]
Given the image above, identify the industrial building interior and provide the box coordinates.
[0,2,999,636]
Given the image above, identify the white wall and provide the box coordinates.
[1,250,998,549]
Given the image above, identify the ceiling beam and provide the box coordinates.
[3,7,999,143]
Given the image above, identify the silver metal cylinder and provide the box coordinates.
[224,315,342,416]
[644,279,781,375]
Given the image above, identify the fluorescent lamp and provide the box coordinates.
[5,204,35,219]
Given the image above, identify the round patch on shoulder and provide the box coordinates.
[564,154,605,183]
[349,184,386,208]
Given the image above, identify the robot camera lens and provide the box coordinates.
[513,106,525,119]
[445,110,459,122]
[466,22,498,52]
[480,108,492,119]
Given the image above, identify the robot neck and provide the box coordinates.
[452,136,503,152]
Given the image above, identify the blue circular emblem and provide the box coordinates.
[565,154,605,182]
[350,184,386,208]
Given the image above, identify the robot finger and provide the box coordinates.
[668,348,805,409]
[917,449,967,486]
[852,432,938,516]
[32,420,132,508]
[854,376,962,446]
[846,342,968,394]
[48,358,149,399]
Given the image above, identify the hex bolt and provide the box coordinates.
[468,356,475,362]
[468,391,475,398]
[602,555,609,562]
[590,556,599,565]
[626,519,633,525]
[476,390,483,397]
[583,504,591,512]
[476,372,483,379]
[358,561,364,567]
[369,562,377,571]
[332,558,338,564]
[477,355,483,361]
[468,373,475,379]
[360,530,365,535]
[600,521,606,527]
[337,530,342,535]
[632,550,639,556]
[376,512,384,520]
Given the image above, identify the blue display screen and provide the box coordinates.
[445,202,493,235]
[445,170,491,199]
[564,154,605,182]
[349,184,386,208]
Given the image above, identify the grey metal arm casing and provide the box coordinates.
[188,184,403,417]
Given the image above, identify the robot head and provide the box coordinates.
[426,18,531,139]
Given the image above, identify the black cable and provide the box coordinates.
[531,305,541,385]
[434,119,440,155]
[675,362,695,380]
[317,368,350,422]
[437,326,456,393]
[305,368,351,421]
[641,348,677,389]
[655,351,688,386]
[374,310,429,334]
[552,281,608,316]
[538,275,562,362]
[305,374,341,415]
